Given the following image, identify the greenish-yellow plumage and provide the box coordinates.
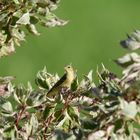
[47,65,75,98]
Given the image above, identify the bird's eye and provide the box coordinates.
[67,66,70,68]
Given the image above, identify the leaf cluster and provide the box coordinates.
[0,61,140,139]
[0,0,67,57]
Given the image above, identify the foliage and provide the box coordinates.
[0,1,140,140]
[0,0,67,57]
[0,55,140,139]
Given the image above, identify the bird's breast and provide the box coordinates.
[62,73,74,88]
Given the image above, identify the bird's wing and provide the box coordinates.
[47,73,67,94]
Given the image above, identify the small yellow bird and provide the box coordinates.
[47,65,76,98]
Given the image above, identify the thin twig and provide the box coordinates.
[16,105,26,129]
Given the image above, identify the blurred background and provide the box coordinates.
[0,0,140,85]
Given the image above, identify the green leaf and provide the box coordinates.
[67,106,79,124]
[43,106,54,119]
[30,16,39,24]
[26,24,40,35]
[35,67,60,90]
[114,119,124,132]
[35,77,49,89]
[61,118,71,132]
[71,77,79,91]
[81,119,98,130]
[55,102,64,112]
[132,121,140,137]
[13,0,20,4]
[36,0,48,8]
[3,126,15,139]
[26,90,46,107]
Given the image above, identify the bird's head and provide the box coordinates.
[64,65,74,73]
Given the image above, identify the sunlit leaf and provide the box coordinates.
[1,102,13,113]
[120,99,137,119]
[16,12,30,25]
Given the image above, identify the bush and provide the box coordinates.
[0,0,140,140]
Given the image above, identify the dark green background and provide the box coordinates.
[0,0,140,85]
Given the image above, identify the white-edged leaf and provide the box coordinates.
[16,12,30,25]
[13,92,21,104]
[30,114,38,134]
[120,99,137,119]
[88,130,105,140]
[2,102,13,113]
